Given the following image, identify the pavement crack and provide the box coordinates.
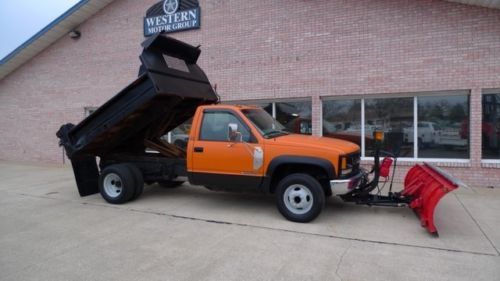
[11,191,500,258]
[335,243,351,281]
[83,200,500,257]
[455,194,500,256]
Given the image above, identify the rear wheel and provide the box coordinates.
[158,180,184,188]
[123,163,144,201]
[99,164,136,204]
[275,173,325,223]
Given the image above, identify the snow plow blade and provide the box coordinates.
[402,163,464,235]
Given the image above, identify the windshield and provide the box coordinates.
[242,108,289,138]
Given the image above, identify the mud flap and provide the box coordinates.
[70,156,99,196]
[402,163,463,235]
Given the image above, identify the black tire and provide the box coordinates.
[98,164,136,204]
[123,163,144,201]
[158,180,184,188]
[275,173,325,223]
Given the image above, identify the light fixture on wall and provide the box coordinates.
[69,30,81,39]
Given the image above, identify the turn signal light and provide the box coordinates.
[373,130,384,142]
[341,157,347,170]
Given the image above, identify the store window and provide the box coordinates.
[251,102,273,116]
[365,97,414,157]
[482,90,500,160]
[322,99,362,146]
[276,101,312,135]
[225,101,272,116]
[322,91,470,160]
[418,95,469,159]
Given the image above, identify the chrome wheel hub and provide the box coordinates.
[283,184,313,215]
[103,173,123,198]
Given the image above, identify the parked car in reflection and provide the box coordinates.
[436,124,467,148]
[404,122,441,147]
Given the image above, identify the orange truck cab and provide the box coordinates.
[57,34,462,232]
[185,104,362,221]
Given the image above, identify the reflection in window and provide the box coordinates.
[251,102,273,116]
[276,101,312,135]
[365,97,414,157]
[162,118,192,149]
[482,92,500,159]
[322,99,362,146]
[418,95,469,159]
[200,112,252,142]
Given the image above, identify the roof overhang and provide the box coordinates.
[445,0,500,9]
[0,0,115,80]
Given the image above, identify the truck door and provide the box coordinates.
[190,110,264,190]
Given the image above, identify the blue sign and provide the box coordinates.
[144,0,201,36]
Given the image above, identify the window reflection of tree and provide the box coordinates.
[419,95,469,159]
[364,98,413,157]
[322,99,362,147]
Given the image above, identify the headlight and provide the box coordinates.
[338,152,360,177]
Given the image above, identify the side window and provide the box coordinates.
[200,112,252,142]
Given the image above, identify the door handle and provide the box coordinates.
[194,147,204,153]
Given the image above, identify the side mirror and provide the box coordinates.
[227,123,242,142]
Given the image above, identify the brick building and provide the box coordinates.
[0,0,499,187]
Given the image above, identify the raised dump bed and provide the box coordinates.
[57,34,218,196]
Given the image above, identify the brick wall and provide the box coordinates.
[0,0,499,187]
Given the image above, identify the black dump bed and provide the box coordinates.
[57,34,218,160]
[57,35,217,197]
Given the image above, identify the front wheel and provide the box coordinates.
[275,173,325,223]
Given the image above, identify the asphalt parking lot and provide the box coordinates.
[1,161,499,281]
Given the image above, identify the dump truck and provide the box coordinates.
[57,34,464,235]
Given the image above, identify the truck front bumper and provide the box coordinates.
[330,171,364,195]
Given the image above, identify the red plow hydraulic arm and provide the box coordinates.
[402,163,464,235]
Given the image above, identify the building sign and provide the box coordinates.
[144,0,200,36]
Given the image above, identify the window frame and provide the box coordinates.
[481,89,500,163]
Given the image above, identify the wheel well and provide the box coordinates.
[269,164,331,196]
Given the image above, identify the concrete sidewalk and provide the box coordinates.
[0,161,499,281]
